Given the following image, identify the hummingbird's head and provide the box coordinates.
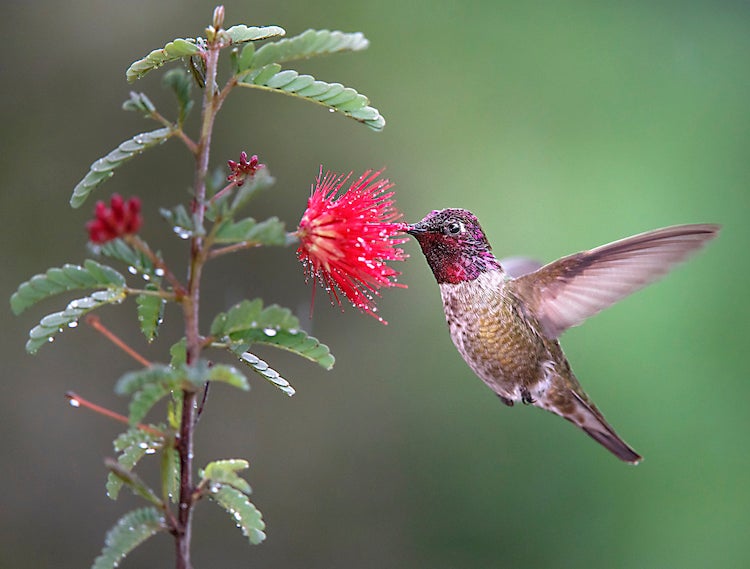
[406,208,501,284]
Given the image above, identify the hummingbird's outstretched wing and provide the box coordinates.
[499,257,543,278]
[511,224,720,338]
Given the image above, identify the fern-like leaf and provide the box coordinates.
[200,459,252,494]
[169,338,187,367]
[162,447,180,503]
[220,24,285,46]
[160,204,199,239]
[91,507,165,569]
[136,287,165,343]
[203,364,250,391]
[162,68,193,125]
[11,260,126,315]
[213,216,286,245]
[211,299,335,370]
[106,427,165,500]
[209,486,266,545]
[25,289,127,354]
[244,29,369,70]
[126,38,201,82]
[115,365,178,396]
[98,238,163,281]
[129,380,181,426]
[115,365,183,425]
[235,351,295,396]
[122,91,156,116]
[70,127,174,208]
[105,459,162,506]
[238,67,384,131]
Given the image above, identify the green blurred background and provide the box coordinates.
[2,1,749,568]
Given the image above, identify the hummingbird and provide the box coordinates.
[406,209,719,463]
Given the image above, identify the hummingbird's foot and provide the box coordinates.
[521,388,535,405]
[497,394,515,407]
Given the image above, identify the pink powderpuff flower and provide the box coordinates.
[86,194,142,244]
[296,168,408,323]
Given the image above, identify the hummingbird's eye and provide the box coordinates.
[444,220,463,235]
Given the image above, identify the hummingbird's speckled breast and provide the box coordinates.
[439,270,549,402]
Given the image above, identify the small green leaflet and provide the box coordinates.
[126,26,285,83]
[122,91,156,116]
[136,286,166,343]
[235,350,295,396]
[105,458,162,506]
[126,38,201,82]
[160,204,199,240]
[26,289,126,354]
[209,485,266,545]
[106,427,165,500]
[203,364,250,391]
[243,29,369,70]
[162,447,180,503]
[211,299,335,371]
[220,24,285,46]
[238,67,384,131]
[91,507,165,569]
[162,68,193,125]
[213,216,286,245]
[70,127,174,208]
[200,459,252,494]
[11,260,126,315]
[115,365,183,425]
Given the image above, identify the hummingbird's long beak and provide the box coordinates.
[405,223,426,236]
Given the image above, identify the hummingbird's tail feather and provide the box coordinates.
[565,390,642,464]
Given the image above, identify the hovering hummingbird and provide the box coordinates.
[406,209,719,463]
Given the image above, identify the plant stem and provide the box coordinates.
[175,29,224,569]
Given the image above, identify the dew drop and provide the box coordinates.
[68,321,79,328]
[173,227,191,240]
[144,448,156,455]
[48,337,55,343]
[328,108,335,113]
[154,268,165,277]
[138,442,149,449]
[128,265,138,275]
[263,328,277,337]
[68,398,81,408]
[142,273,151,281]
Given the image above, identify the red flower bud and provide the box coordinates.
[86,194,142,244]
[227,151,263,186]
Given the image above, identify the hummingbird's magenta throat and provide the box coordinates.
[419,241,500,284]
